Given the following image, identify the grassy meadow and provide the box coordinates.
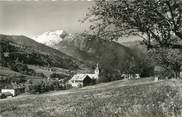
[0,78,182,117]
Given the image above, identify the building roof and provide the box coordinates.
[71,74,89,81]
[70,73,98,81]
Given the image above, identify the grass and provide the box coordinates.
[0,78,182,117]
[0,66,21,76]
[0,66,45,81]
[28,65,71,77]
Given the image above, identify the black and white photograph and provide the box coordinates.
[1,0,182,117]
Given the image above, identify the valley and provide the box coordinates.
[1,0,182,117]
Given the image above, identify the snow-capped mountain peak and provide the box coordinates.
[33,30,68,47]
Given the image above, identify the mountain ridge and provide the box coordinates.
[0,34,90,71]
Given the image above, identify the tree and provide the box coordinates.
[151,48,182,78]
[99,68,121,82]
[50,73,67,79]
[83,0,182,49]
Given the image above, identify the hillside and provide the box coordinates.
[32,30,154,77]
[0,34,90,70]
[53,34,155,78]
[121,40,147,52]
[0,34,93,90]
[33,31,141,69]
[54,34,138,71]
[0,78,182,117]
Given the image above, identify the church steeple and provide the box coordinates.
[94,63,99,76]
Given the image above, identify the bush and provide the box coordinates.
[25,79,65,94]
[26,69,36,76]
[158,69,175,79]
[98,68,121,83]
[7,62,36,76]
[50,73,67,79]
[35,72,46,78]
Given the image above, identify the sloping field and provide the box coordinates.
[28,65,70,77]
[0,78,182,117]
[0,67,21,76]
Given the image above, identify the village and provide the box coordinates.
[0,63,138,99]
[1,62,179,99]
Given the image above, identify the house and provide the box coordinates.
[69,64,99,87]
[0,92,13,99]
[1,87,25,96]
[135,74,140,79]
[69,74,96,87]
[121,73,140,79]
[154,66,164,81]
[180,71,182,78]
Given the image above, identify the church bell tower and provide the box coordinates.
[94,64,99,79]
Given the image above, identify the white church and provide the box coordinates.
[69,64,99,87]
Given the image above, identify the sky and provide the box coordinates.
[0,0,93,38]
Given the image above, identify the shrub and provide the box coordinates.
[50,73,67,79]
[7,62,36,76]
[158,69,175,79]
[25,79,66,94]
[35,72,46,78]
[98,68,121,83]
